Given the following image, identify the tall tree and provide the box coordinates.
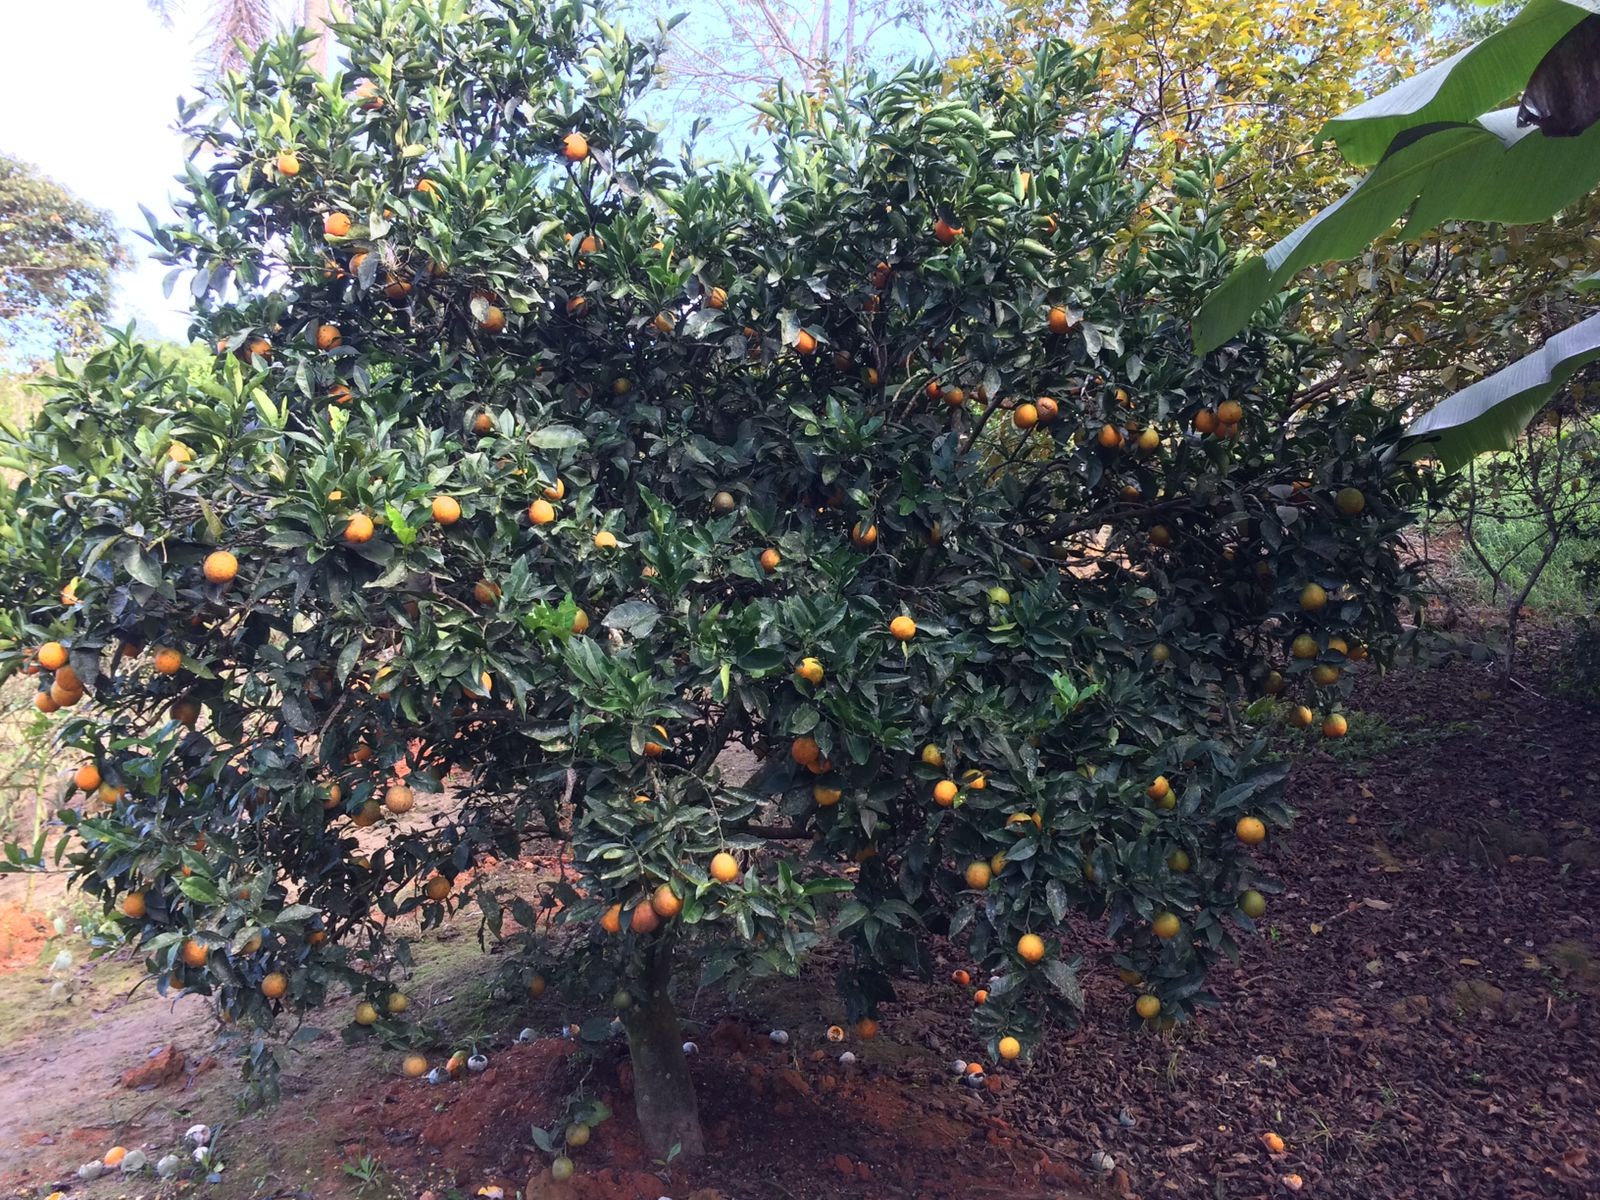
[954,0,1434,239]
[0,155,125,365]
[146,0,341,72]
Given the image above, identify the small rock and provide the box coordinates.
[156,1154,182,1178]
[120,1149,148,1173]
[768,1029,789,1045]
[467,1054,489,1073]
[1089,1150,1115,1174]
[186,1123,211,1145]
[76,1162,104,1181]
[682,1041,699,1055]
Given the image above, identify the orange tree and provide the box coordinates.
[0,0,1417,1162]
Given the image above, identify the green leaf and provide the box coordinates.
[601,599,660,637]
[1399,311,1600,469]
[529,425,585,449]
[1195,115,1600,352]
[1321,0,1600,165]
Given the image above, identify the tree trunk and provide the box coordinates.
[621,943,704,1162]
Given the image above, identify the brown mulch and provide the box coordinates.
[894,640,1600,1199]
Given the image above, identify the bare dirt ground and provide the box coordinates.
[1,632,1597,1199]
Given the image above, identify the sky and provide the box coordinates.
[0,1,300,346]
[0,0,956,351]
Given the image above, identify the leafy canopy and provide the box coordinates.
[1,0,1415,1148]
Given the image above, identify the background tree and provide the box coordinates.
[1,0,1415,1169]
[953,0,1434,240]
[0,155,126,366]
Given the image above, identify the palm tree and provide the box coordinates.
[145,0,342,73]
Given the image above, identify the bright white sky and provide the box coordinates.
[0,1,302,345]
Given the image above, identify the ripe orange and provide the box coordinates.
[706,285,727,309]
[561,131,590,161]
[1013,402,1039,429]
[889,615,916,641]
[323,211,352,238]
[850,521,878,548]
[827,1024,846,1042]
[1217,400,1244,424]
[630,902,660,934]
[472,411,494,435]
[1135,994,1161,1019]
[572,609,590,635]
[951,969,971,986]
[1288,704,1315,729]
[963,861,991,889]
[1290,634,1319,660]
[343,513,375,544]
[1299,582,1328,612]
[529,973,547,998]
[1149,524,1172,548]
[1311,664,1340,686]
[594,530,619,549]
[384,784,414,814]
[38,641,67,671]
[1263,670,1286,695]
[425,876,451,901]
[1146,775,1171,803]
[933,779,959,807]
[74,762,101,792]
[579,232,602,255]
[528,499,556,526]
[480,305,506,333]
[1323,713,1349,739]
[795,657,824,685]
[353,799,382,827]
[1193,408,1218,435]
[1236,816,1267,845]
[760,547,781,572]
[153,647,183,675]
[854,1017,878,1040]
[1262,1132,1287,1154]
[791,736,821,766]
[543,477,566,500]
[712,490,737,513]
[261,971,288,999]
[1151,912,1181,940]
[998,1035,1021,1060]
[432,496,462,525]
[710,851,740,884]
[920,743,944,767]
[315,322,342,349]
[813,782,842,806]
[973,989,988,1005]
[1327,635,1350,656]
[566,295,590,316]
[403,1053,429,1078]
[793,329,817,355]
[180,938,208,968]
[600,903,623,934]
[962,769,987,791]
[1017,933,1046,963]
[653,311,676,335]
[1047,305,1073,334]
[120,892,146,919]
[932,217,962,244]
[1137,427,1161,453]
[170,698,200,727]
[354,1001,379,1026]
[651,884,683,918]
[103,1146,127,1167]
[1097,423,1123,449]
[203,549,238,585]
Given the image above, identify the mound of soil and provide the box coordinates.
[0,902,51,971]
